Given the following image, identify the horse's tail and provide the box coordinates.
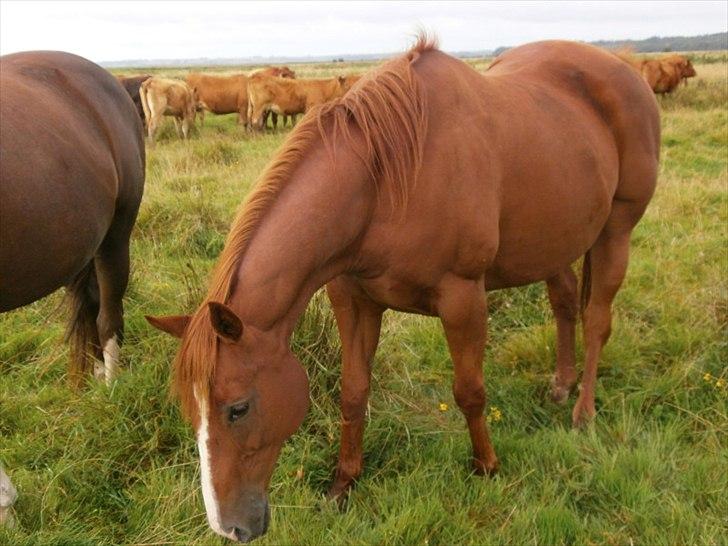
[65,261,101,386]
[580,250,592,315]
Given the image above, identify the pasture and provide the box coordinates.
[1,52,727,545]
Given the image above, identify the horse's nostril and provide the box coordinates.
[233,527,252,543]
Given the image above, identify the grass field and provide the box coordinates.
[1,52,727,546]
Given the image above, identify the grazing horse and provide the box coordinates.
[0,51,145,385]
[148,37,659,542]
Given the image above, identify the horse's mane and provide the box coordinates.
[173,33,436,420]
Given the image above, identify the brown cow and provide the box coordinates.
[616,50,696,94]
[185,73,249,126]
[249,66,296,79]
[139,77,197,141]
[116,74,151,124]
[247,76,347,130]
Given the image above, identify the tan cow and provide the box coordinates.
[249,66,296,79]
[139,77,197,141]
[247,76,352,130]
[615,50,696,95]
[185,73,249,126]
[187,67,295,127]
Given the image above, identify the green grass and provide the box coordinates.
[1,55,727,545]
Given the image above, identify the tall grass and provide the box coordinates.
[1,55,726,545]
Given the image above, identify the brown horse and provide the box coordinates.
[0,51,145,385]
[148,37,659,542]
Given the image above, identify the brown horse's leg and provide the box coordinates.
[546,268,579,404]
[94,233,131,386]
[439,276,498,476]
[326,277,383,501]
[572,202,640,427]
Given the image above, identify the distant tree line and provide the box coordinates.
[494,32,728,57]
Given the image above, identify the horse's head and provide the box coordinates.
[147,302,310,543]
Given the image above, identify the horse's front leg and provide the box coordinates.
[325,277,383,501]
[438,275,498,475]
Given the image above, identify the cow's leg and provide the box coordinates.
[172,117,183,138]
[147,113,160,142]
[546,267,579,403]
[182,117,191,140]
[0,466,17,528]
[326,277,383,501]
[439,275,498,476]
[271,112,279,129]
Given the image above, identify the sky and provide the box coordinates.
[1,1,726,62]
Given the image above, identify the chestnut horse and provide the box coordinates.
[148,37,659,542]
[0,51,145,385]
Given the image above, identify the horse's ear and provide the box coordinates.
[146,314,191,338]
[208,302,243,343]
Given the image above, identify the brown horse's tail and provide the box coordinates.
[64,261,101,386]
[580,250,592,315]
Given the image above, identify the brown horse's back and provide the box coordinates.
[0,51,144,310]
[355,41,659,304]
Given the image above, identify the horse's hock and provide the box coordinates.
[0,467,17,527]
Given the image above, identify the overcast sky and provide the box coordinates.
[1,1,726,62]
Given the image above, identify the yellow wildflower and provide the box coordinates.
[716,378,726,389]
[486,406,502,423]
[703,372,713,382]
[438,402,449,412]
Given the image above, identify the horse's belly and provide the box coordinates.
[486,190,613,289]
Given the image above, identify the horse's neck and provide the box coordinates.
[228,138,372,336]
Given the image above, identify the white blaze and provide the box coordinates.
[102,335,120,386]
[195,388,237,540]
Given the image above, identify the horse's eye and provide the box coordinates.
[228,401,250,423]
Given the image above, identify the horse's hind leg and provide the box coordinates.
[572,200,646,427]
[94,228,133,386]
[439,275,498,476]
[546,267,579,404]
[326,276,384,501]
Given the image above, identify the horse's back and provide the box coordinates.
[0,51,144,310]
[357,41,659,299]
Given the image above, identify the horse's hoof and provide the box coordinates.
[472,457,499,477]
[550,383,571,405]
[326,480,353,508]
[571,402,596,429]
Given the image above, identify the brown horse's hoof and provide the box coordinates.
[472,457,499,477]
[550,383,572,405]
[571,401,596,429]
[326,479,354,508]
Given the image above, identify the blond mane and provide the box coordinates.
[173,33,436,420]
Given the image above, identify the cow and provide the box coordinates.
[249,65,296,79]
[139,77,197,141]
[185,73,249,127]
[615,50,697,95]
[248,66,297,128]
[247,76,351,130]
[116,74,151,124]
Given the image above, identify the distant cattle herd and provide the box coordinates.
[118,66,362,141]
[116,50,696,142]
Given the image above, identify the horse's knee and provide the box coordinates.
[341,383,369,421]
[453,380,485,417]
